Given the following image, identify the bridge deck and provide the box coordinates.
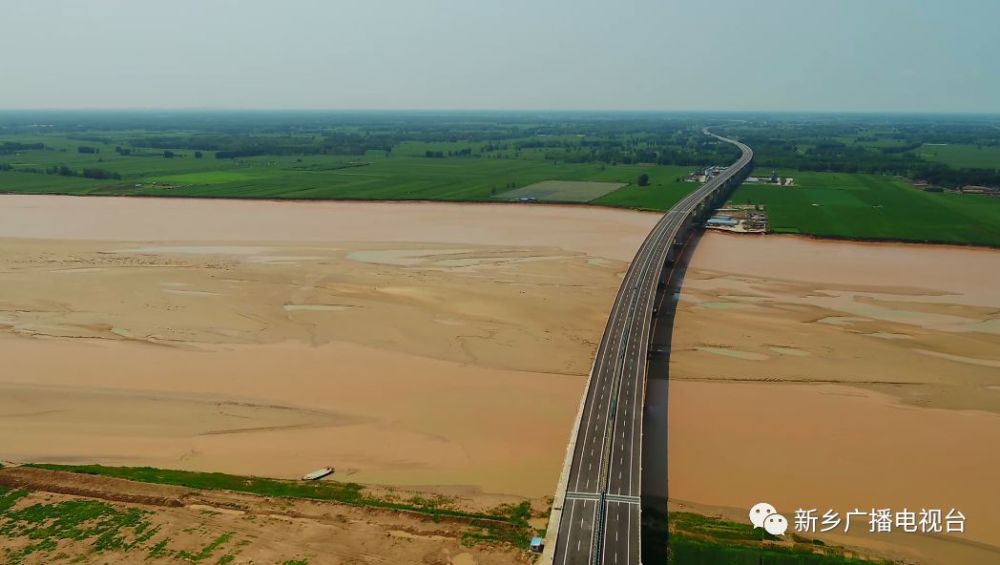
[546,129,753,564]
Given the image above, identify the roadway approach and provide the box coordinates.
[544,129,753,565]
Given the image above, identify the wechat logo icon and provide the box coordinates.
[749,502,788,536]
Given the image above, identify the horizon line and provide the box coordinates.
[1,107,999,117]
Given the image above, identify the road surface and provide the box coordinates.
[552,129,753,564]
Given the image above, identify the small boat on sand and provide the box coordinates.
[302,467,334,481]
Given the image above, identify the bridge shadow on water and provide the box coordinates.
[641,227,706,564]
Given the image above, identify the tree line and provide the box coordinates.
[743,136,1000,188]
[0,141,45,155]
[39,164,122,180]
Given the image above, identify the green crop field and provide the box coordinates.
[495,180,626,203]
[4,114,1000,247]
[732,169,1000,246]
[0,134,701,208]
[591,165,697,210]
[914,144,1000,170]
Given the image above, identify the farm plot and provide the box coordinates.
[495,180,626,203]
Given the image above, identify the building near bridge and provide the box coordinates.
[706,216,738,227]
[705,204,768,233]
[961,185,999,195]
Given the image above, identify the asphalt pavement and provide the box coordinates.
[553,130,752,564]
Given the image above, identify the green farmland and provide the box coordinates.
[733,169,1000,246]
[592,168,695,210]
[914,143,1000,170]
[3,113,1000,246]
[0,134,698,206]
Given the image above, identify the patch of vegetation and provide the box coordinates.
[916,143,1000,170]
[1,484,257,563]
[28,464,537,549]
[0,112,729,206]
[0,485,29,513]
[147,538,173,560]
[724,115,1000,189]
[733,169,1000,246]
[176,532,234,563]
[0,485,157,564]
[645,511,894,565]
[460,501,535,548]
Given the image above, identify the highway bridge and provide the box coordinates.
[544,129,753,564]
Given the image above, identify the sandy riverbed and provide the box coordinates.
[668,233,1000,564]
[3,195,999,563]
[0,195,658,499]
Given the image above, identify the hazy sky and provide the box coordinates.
[2,0,997,113]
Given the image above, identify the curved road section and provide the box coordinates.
[547,129,752,564]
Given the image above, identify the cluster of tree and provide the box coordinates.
[745,137,923,172]
[215,141,382,159]
[125,131,392,160]
[7,112,995,190]
[77,146,99,154]
[45,164,121,180]
[422,148,475,158]
[0,141,44,155]
[1,112,747,167]
[66,133,115,144]
[0,163,13,171]
[67,113,712,161]
[540,140,739,167]
[82,167,122,180]
[878,142,924,154]
[740,134,1000,188]
[915,164,1000,189]
[723,117,1000,188]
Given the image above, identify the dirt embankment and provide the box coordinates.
[0,466,188,508]
[0,466,531,564]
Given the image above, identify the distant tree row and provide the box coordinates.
[421,148,474,158]
[126,131,389,160]
[0,141,45,155]
[741,134,1000,188]
[539,142,740,167]
[45,164,121,180]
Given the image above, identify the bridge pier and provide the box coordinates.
[641,225,704,563]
